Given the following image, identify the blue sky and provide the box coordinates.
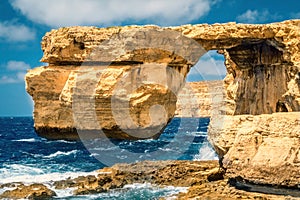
[0,0,299,116]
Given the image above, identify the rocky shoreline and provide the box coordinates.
[1,160,300,199]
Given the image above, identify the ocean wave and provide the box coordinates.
[193,142,218,161]
[186,131,207,136]
[50,187,75,199]
[134,139,156,143]
[44,150,79,159]
[121,184,188,200]
[46,140,77,144]
[0,164,44,176]
[0,164,98,184]
[0,166,187,199]
[91,146,118,151]
[158,147,176,152]
[12,138,38,142]
[89,153,99,157]
[0,171,97,184]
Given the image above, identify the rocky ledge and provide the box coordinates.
[2,160,299,199]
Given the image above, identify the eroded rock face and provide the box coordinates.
[27,20,300,141]
[206,20,300,187]
[26,20,300,187]
[27,28,204,140]
[175,81,224,117]
[26,64,183,140]
[209,112,300,187]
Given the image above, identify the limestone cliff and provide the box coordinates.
[175,80,224,117]
[209,112,300,187]
[26,27,205,140]
[26,20,300,188]
[206,20,300,188]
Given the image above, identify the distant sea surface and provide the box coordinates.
[0,117,217,199]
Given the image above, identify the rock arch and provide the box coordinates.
[27,20,300,139]
[26,20,300,187]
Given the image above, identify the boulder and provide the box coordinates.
[0,183,56,199]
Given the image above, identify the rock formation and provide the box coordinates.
[26,20,300,188]
[206,20,300,188]
[26,26,205,140]
[1,161,298,199]
[210,112,300,187]
[175,80,224,117]
[0,183,56,199]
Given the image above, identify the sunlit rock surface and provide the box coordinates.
[26,20,300,187]
[175,81,224,117]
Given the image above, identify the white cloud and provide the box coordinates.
[0,76,19,84]
[0,61,31,84]
[236,9,280,23]
[187,51,226,81]
[16,72,27,80]
[0,21,35,42]
[237,10,259,23]
[7,61,30,71]
[10,0,215,27]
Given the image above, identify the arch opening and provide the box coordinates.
[186,50,226,82]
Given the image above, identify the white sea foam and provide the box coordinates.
[123,183,188,199]
[0,186,18,195]
[46,140,76,144]
[193,142,218,161]
[50,186,76,198]
[0,167,186,199]
[12,138,38,142]
[158,147,176,152]
[123,182,153,189]
[0,164,98,184]
[137,139,156,143]
[91,146,118,151]
[188,131,207,136]
[163,186,188,200]
[0,166,187,199]
[89,153,99,157]
[44,150,79,158]
[0,164,44,177]
[72,183,188,200]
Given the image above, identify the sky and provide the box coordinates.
[0,0,299,116]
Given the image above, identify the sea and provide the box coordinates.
[0,117,217,199]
